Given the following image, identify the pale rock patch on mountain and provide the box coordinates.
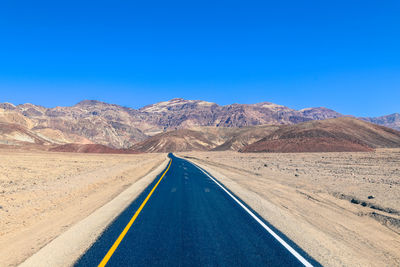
[0,122,53,146]
[253,102,294,112]
[0,108,35,129]
[34,128,93,145]
[140,98,217,113]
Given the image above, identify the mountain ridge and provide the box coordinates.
[240,117,400,153]
[131,117,400,153]
[361,113,400,131]
[0,98,398,149]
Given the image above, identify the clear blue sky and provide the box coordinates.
[0,1,399,116]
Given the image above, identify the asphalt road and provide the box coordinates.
[75,154,320,267]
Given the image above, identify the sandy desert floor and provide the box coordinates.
[181,149,400,267]
[1,148,399,266]
[0,149,165,266]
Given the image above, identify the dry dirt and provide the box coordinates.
[180,149,400,267]
[0,149,165,266]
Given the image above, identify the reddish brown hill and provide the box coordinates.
[241,117,400,153]
[211,125,280,151]
[50,144,138,154]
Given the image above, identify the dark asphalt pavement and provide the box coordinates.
[75,154,320,267]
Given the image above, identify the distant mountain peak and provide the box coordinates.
[74,100,109,107]
[17,103,41,108]
[0,102,16,110]
[300,107,335,112]
[169,97,186,102]
[362,113,400,131]
[140,98,217,113]
[254,102,293,111]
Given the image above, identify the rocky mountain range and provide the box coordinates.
[0,98,398,151]
[131,117,400,153]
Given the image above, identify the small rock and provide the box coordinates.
[264,164,268,167]
[368,195,375,199]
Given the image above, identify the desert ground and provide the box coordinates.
[1,148,399,266]
[0,149,165,266]
[180,149,400,266]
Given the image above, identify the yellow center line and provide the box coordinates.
[98,159,172,267]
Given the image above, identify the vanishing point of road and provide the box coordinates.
[75,154,320,267]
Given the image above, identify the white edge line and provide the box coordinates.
[188,159,314,267]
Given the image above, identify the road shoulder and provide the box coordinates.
[19,156,169,267]
[181,154,400,266]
